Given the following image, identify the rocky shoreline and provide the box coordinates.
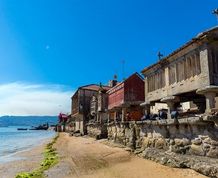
[136,148,218,177]
[102,137,218,177]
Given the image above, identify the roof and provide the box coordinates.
[107,72,144,94]
[80,84,111,91]
[71,84,111,98]
[141,26,218,75]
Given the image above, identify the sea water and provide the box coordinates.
[0,126,56,163]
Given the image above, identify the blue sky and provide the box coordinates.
[0,0,217,115]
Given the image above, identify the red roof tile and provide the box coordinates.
[80,84,111,91]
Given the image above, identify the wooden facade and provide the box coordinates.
[141,26,218,116]
[107,73,145,121]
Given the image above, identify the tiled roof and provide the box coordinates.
[80,84,111,91]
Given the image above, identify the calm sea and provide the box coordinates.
[0,116,57,163]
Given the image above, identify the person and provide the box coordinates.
[150,113,158,120]
[141,113,150,120]
[159,109,167,120]
[171,110,179,119]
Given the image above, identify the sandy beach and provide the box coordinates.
[0,140,49,178]
[45,133,206,178]
[0,133,207,178]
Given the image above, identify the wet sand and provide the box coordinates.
[45,133,207,178]
[0,141,49,178]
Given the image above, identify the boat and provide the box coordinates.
[29,123,49,130]
[17,128,28,131]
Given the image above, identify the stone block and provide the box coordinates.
[155,138,167,149]
[174,138,191,147]
[142,137,150,148]
[202,143,211,153]
[174,139,183,146]
[170,139,175,145]
[207,147,218,158]
[182,138,191,146]
[211,140,218,146]
[203,137,211,144]
[190,144,205,156]
[170,145,189,154]
[192,138,202,145]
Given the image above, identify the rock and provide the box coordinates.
[191,164,218,177]
[170,145,188,154]
[124,147,133,152]
[174,139,183,146]
[170,139,175,145]
[192,138,202,145]
[160,157,168,165]
[134,149,143,154]
[174,138,190,147]
[189,144,205,156]
[207,147,218,158]
[142,137,150,148]
[155,138,167,149]
[182,138,191,146]
[203,137,211,144]
[211,140,218,146]
[140,147,218,178]
[202,143,210,152]
[199,135,209,140]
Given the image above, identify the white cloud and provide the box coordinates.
[0,82,74,116]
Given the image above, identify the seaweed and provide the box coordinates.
[15,134,59,178]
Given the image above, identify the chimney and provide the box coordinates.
[108,80,117,87]
[108,74,118,87]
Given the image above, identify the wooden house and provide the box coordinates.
[107,73,145,122]
[141,26,218,118]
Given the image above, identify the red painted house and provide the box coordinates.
[107,73,145,122]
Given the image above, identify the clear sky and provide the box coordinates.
[0,0,217,116]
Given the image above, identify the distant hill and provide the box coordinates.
[0,116,58,127]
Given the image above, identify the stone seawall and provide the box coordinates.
[107,116,218,158]
[106,116,218,177]
[87,123,108,139]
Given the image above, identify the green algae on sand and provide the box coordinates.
[16,134,59,178]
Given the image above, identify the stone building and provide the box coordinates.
[107,72,145,122]
[90,84,112,123]
[107,27,218,170]
[71,84,110,135]
[141,26,218,119]
[87,84,112,138]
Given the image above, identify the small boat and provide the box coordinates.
[29,123,49,130]
[17,128,28,131]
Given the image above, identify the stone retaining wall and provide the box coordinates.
[87,123,108,139]
[107,116,218,158]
